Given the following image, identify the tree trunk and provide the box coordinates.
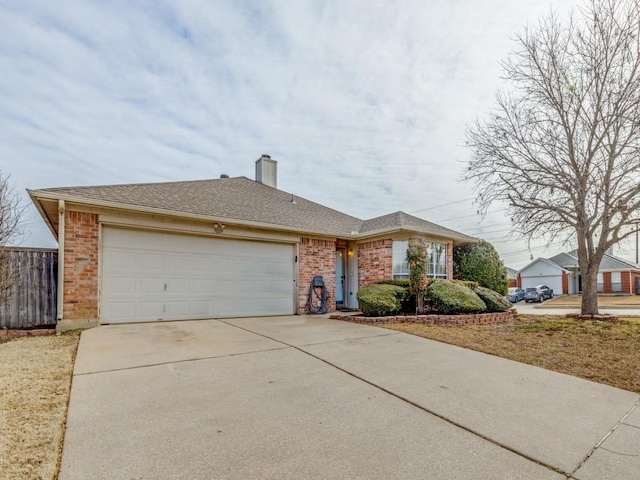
[580,266,599,316]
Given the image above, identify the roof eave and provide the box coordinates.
[355,226,476,244]
[27,189,59,240]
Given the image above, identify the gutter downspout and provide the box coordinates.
[57,200,65,322]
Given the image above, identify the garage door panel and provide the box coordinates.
[108,302,135,321]
[140,277,164,293]
[108,251,136,271]
[138,253,164,272]
[104,276,136,294]
[138,300,165,318]
[101,228,295,323]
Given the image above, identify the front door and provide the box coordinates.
[336,250,345,306]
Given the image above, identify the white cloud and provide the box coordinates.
[0,0,582,266]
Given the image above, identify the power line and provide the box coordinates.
[410,197,474,214]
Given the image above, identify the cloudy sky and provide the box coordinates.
[4,0,629,269]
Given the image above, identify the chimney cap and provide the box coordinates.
[220,174,229,178]
[261,154,271,159]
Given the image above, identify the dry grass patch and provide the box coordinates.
[0,332,80,480]
[540,295,640,308]
[384,315,640,393]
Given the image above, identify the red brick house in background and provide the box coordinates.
[517,250,640,295]
[506,267,518,288]
[29,155,476,330]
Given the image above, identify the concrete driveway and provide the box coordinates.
[60,316,640,480]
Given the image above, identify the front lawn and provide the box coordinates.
[0,332,79,480]
[540,294,640,308]
[383,315,640,393]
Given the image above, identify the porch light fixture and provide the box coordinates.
[348,248,354,257]
[213,222,225,234]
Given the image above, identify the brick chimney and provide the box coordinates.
[255,154,277,188]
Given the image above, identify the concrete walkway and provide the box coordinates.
[60,316,640,479]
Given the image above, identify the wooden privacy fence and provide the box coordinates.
[0,248,57,329]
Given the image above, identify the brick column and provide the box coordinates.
[63,211,99,324]
[447,242,454,280]
[298,238,337,313]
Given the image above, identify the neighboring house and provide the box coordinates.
[506,267,518,288]
[517,250,640,295]
[29,155,476,329]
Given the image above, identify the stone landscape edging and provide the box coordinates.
[330,309,517,325]
[0,328,57,340]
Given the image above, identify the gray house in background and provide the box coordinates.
[517,250,640,295]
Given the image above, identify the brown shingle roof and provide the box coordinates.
[360,211,476,242]
[29,176,476,242]
[30,177,363,237]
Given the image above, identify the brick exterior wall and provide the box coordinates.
[299,238,336,313]
[631,272,640,294]
[603,272,612,293]
[63,211,99,323]
[562,272,569,295]
[357,239,393,288]
[623,271,640,294]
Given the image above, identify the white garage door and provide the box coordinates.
[101,227,295,323]
[520,275,562,296]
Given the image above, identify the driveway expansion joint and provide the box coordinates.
[568,397,640,476]
[74,345,290,376]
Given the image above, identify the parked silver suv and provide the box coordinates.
[524,285,554,303]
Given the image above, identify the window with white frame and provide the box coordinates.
[392,240,448,280]
[611,271,622,292]
[392,240,409,279]
[426,242,447,278]
[597,272,604,292]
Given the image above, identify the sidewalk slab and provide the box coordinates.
[60,347,563,480]
[302,331,639,475]
[574,420,640,479]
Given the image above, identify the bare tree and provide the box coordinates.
[465,0,640,316]
[0,172,24,306]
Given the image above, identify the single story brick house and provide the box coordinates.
[29,155,475,329]
[517,250,640,295]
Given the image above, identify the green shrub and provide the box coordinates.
[453,240,508,295]
[474,286,512,312]
[425,280,486,314]
[452,279,479,290]
[378,279,411,288]
[357,284,406,317]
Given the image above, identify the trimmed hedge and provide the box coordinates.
[452,279,479,290]
[357,284,407,317]
[474,286,512,312]
[425,280,486,314]
[378,279,411,288]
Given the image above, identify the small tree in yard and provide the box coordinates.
[0,172,24,307]
[465,0,640,315]
[407,243,428,314]
[454,240,508,295]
